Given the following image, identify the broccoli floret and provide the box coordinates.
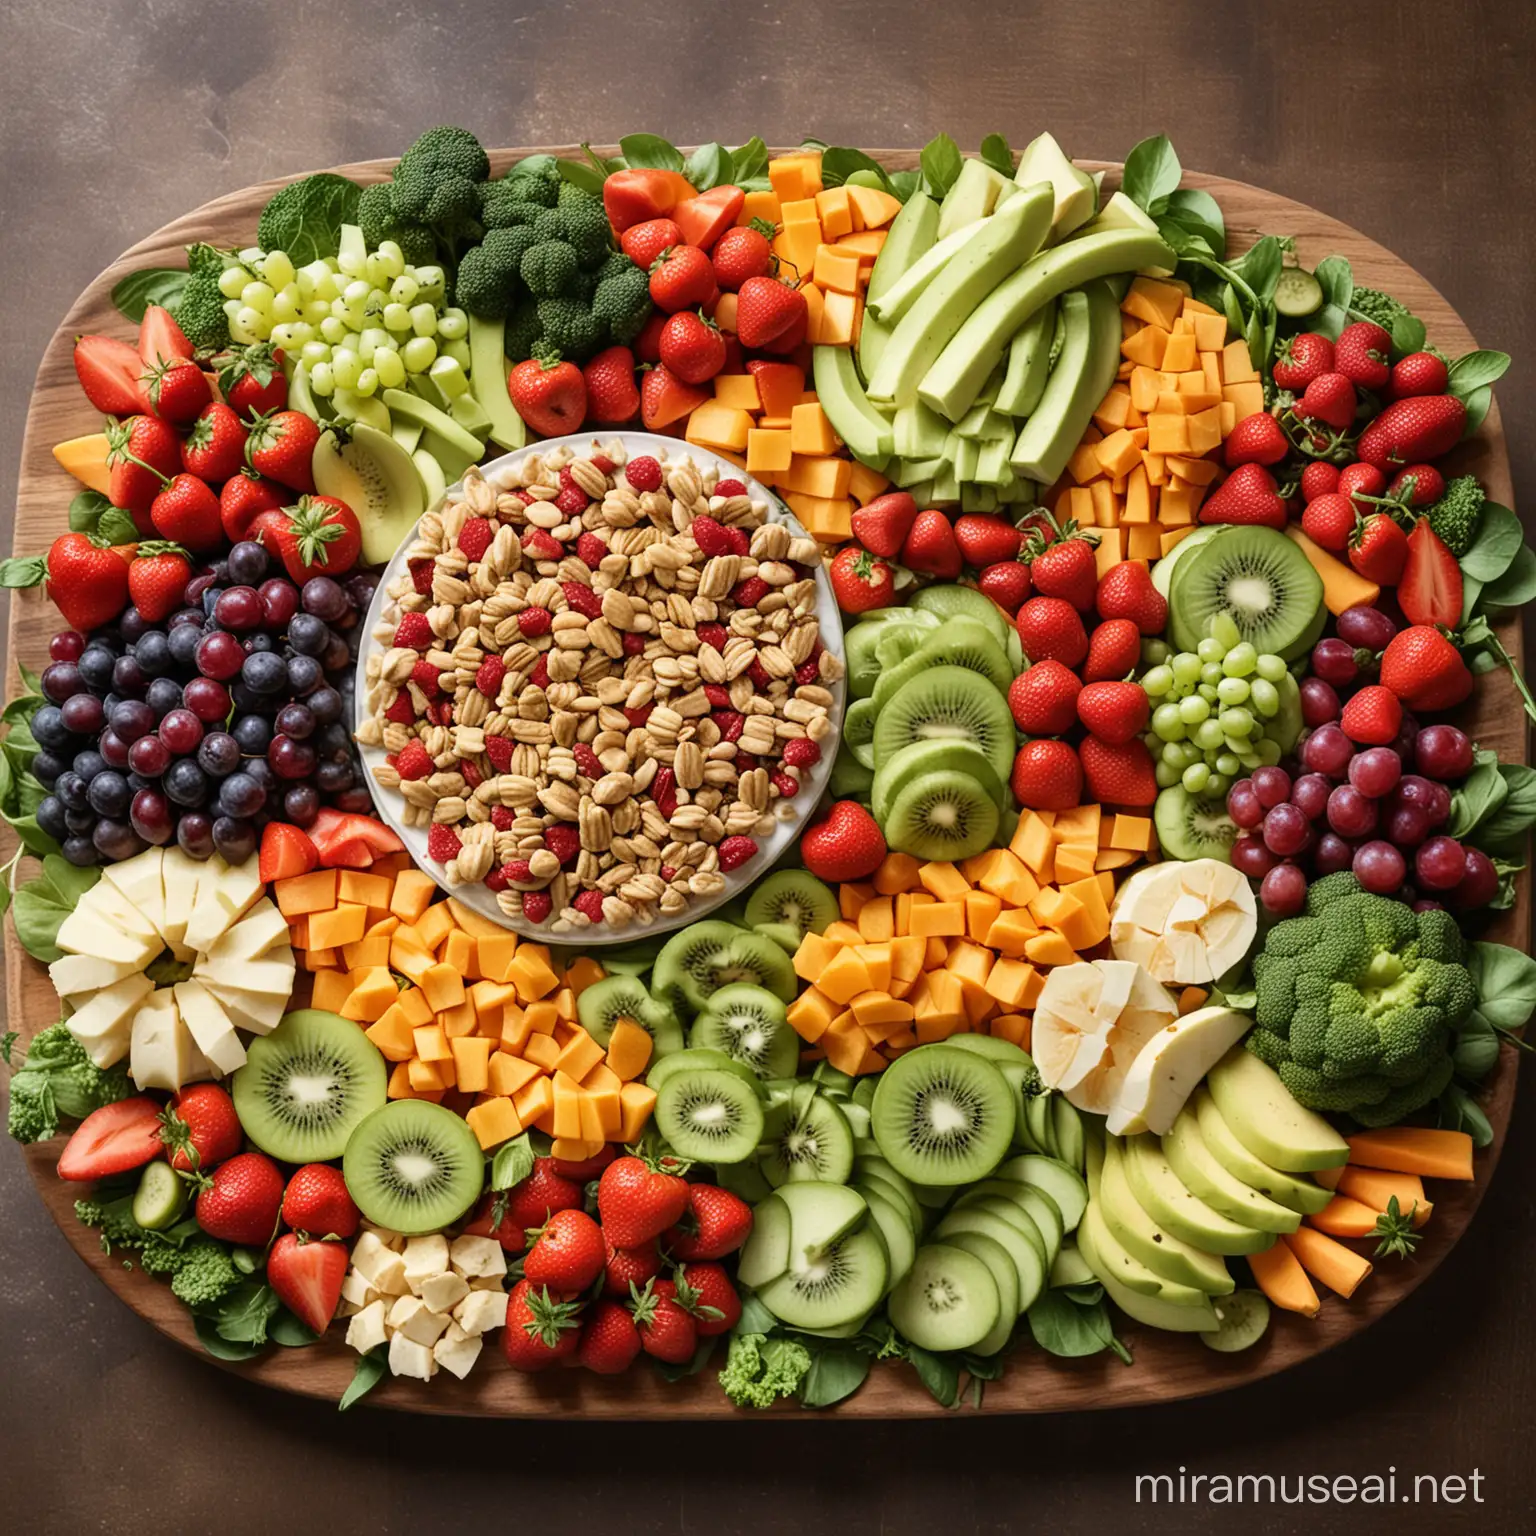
[503,299,544,362]
[537,297,605,361]
[392,127,491,224]
[74,1195,150,1252]
[592,263,654,346]
[356,182,438,268]
[256,173,361,264]
[1248,874,1476,1125]
[521,240,580,300]
[170,242,234,354]
[1424,474,1486,557]
[557,191,613,269]
[718,1331,813,1409]
[7,1020,132,1144]
[75,1194,242,1308]
[595,250,637,286]
[165,1238,242,1308]
[455,227,539,320]
[501,154,562,209]
[478,183,551,232]
[532,208,570,244]
[1350,287,1411,330]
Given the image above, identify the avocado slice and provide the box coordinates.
[466,313,528,451]
[1163,1111,1302,1234]
[937,156,1015,240]
[1122,1134,1276,1256]
[1206,1048,1351,1173]
[994,298,1057,419]
[860,192,940,383]
[1073,191,1175,277]
[411,447,447,510]
[1014,131,1098,237]
[312,422,426,567]
[1078,1198,1209,1304]
[382,388,485,482]
[1192,1089,1334,1217]
[1077,1203,1219,1330]
[893,400,951,459]
[811,345,895,465]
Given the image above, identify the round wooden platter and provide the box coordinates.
[4,150,1527,1418]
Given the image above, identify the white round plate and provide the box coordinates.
[354,431,846,944]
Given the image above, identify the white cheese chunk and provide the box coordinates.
[48,951,140,1000]
[417,1271,471,1315]
[433,1322,483,1379]
[172,979,247,1077]
[453,1288,509,1337]
[387,1331,436,1381]
[402,1233,451,1287]
[129,989,198,1091]
[65,973,154,1069]
[345,1298,388,1355]
[449,1234,508,1280]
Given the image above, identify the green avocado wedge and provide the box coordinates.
[1206,1048,1350,1173]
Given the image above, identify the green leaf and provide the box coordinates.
[730,138,770,187]
[1473,764,1536,848]
[1449,751,1507,837]
[17,661,40,696]
[1460,503,1524,582]
[1121,134,1182,212]
[682,142,731,192]
[1313,255,1354,313]
[904,1343,961,1407]
[68,490,114,534]
[5,812,60,862]
[618,134,685,174]
[111,267,189,323]
[268,1308,322,1347]
[1160,188,1225,257]
[1448,349,1511,396]
[0,556,46,589]
[887,170,922,204]
[256,174,361,266]
[796,1340,871,1407]
[11,871,89,963]
[339,1345,389,1410]
[210,1280,281,1346]
[978,134,1015,177]
[1454,1014,1501,1080]
[1462,384,1494,435]
[1480,542,1536,609]
[96,508,139,547]
[1468,942,1536,1033]
[556,158,606,199]
[919,134,964,198]
[193,1314,267,1361]
[1390,312,1427,359]
[653,1335,717,1382]
[489,1131,535,1191]
[819,147,894,195]
[1230,236,1284,305]
[1439,1084,1493,1148]
[0,1029,16,1066]
[1027,1290,1120,1358]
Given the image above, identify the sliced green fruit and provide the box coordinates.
[1121,1134,1275,1257]
[908,581,1011,645]
[938,157,1015,239]
[1167,525,1325,660]
[737,1192,792,1288]
[888,1243,1000,1352]
[1202,1288,1272,1351]
[1078,1202,1218,1318]
[993,1153,1088,1232]
[871,666,1016,782]
[994,298,1057,418]
[1014,130,1098,236]
[1151,524,1223,600]
[312,422,426,567]
[1163,1111,1301,1234]
[1193,1088,1333,1216]
[871,617,1013,712]
[870,218,990,324]
[759,1225,888,1331]
[1098,1134,1233,1295]
[860,191,940,383]
[466,312,527,450]
[812,344,895,464]
[382,388,485,480]
[934,1202,1047,1313]
[859,1184,917,1291]
[1205,1048,1350,1173]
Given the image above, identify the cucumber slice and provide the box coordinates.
[1202,1288,1272,1352]
[1051,1097,1086,1173]
[1049,1241,1096,1289]
[132,1160,188,1230]
[859,1184,917,1291]
[844,697,878,770]
[908,583,1011,645]
[1274,267,1324,318]
[737,1192,792,1288]
[994,1153,1088,1232]
[994,298,1057,419]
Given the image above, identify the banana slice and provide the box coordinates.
[1109,859,1256,986]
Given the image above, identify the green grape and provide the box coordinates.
[218,265,251,300]
[353,331,377,364]
[241,280,275,314]
[296,260,326,295]
[1254,653,1287,683]
[1197,682,1219,703]
[1196,637,1225,664]
[1171,652,1202,687]
[354,367,380,397]
[337,246,366,277]
[222,299,242,324]
[376,240,405,277]
[384,302,414,333]
[1155,758,1182,789]
[262,250,296,289]
[373,348,407,389]
[1206,772,1230,797]
[1255,738,1283,767]
[402,335,438,373]
[320,315,348,345]
[410,302,438,337]
[1182,762,1211,794]
[299,339,329,367]
[238,246,264,266]
[1248,679,1279,717]
[364,252,393,288]
[1159,740,1185,768]
[1151,703,1186,741]
[1141,665,1173,698]
[343,278,372,306]
[1194,718,1225,752]
[269,323,302,351]
[1140,639,1170,667]
[437,308,469,341]
[389,274,419,307]
[271,289,301,324]
[442,337,472,369]
[1210,612,1242,650]
[1199,662,1222,687]
[1219,707,1254,737]
[309,360,335,396]
[302,299,332,326]
[1223,642,1258,677]
[331,348,362,390]
[1237,751,1262,771]
[1216,677,1249,706]
[235,306,267,339]
[414,265,446,301]
[1177,695,1210,725]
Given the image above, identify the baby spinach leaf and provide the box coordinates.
[1161,188,1226,258]
[11,863,96,962]
[68,490,115,534]
[1462,385,1494,435]
[730,137,769,187]
[796,1340,870,1407]
[556,158,606,198]
[5,809,60,861]
[268,1308,321,1347]
[111,266,189,323]
[339,1345,389,1410]
[1459,503,1524,582]
[1229,235,1285,306]
[1439,1084,1493,1148]
[1312,255,1355,339]
[904,1344,961,1407]
[1472,764,1536,847]
[1027,1289,1119,1358]
[979,133,1015,177]
[194,1315,267,1362]
[1448,350,1511,397]
[1481,542,1536,609]
[887,170,922,204]
[735,1292,777,1336]
[820,147,894,194]
[1454,1014,1501,1080]
[1389,310,1427,358]
[1468,943,1536,1033]
[1121,134,1182,213]
[1449,751,1506,837]
[0,555,46,589]
[618,134,685,174]
[683,143,730,192]
[919,134,963,198]
[489,1131,534,1191]
[207,1280,281,1346]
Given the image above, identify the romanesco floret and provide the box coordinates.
[718,1332,813,1408]
[592,263,654,346]
[1350,287,1411,331]
[7,1020,131,1145]
[1424,474,1486,558]
[520,240,580,300]
[1247,872,1476,1126]
[537,297,604,361]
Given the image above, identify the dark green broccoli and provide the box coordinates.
[478,183,552,232]
[256,173,361,263]
[75,1194,242,1309]
[537,297,605,361]
[500,154,562,208]
[521,240,580,300]
[392,126,491,224]
[1350,287,1411,331]
[356,182,438,268]
[7,1020,131,1145]
[1248,872,1476,1127]
[1424,474,1486,557]
[560,196,614,270]
[595,250,637,286]
[171,242,235,354]
[455,227,539,319]
[533,208,569,244]
[592,262,654,346]
[503,300,544,362]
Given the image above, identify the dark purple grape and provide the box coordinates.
[1309,638,1358,687]
[211,816,257,863]
[31,705,71,750]
[243,632,277,654]
[242,650,290,695]
[184,572,218,606]
[270,735,317,780]
[164,759,209,808]
[167,607,204,630]
[55,771,88,810]
[230,682,272,715]
[316,721,351,760]
[118,608,150,646]
[1314,831,1355,875]
[127,735,171,778]
[145,676,183,718]
[283,784,320,826]
[275,703,315,739]
[41,662,83,702]
[110,699,156,744]
[315,759,354,794]
[167,623,203,670]
[101,693,123,717]
[61,835,99,868]
[125,772,154,795]
[177,812,215,859]
[132,631,173,678]
[288,613,331,656]
[232,715,272,755]
[32,750,66,789]
[321,633,351,673]
[197,732,241,777]
[112,654,147,697]
[93,819,141,861]
[344,573,377,612]
[302,576,348,621]
[49,631,85,663]
[306,686,343,726]
[77,646,117,691]
[200,587,226,618]
[286,654,322,695]
[227,542,269,585]
[332,787,374,815]
[64,807,96,835]
[98,731,131,769]
[37,795,69,841]
[60,693,105,735]
[73,750,107,781]
[217,772,265,819]
[243,757,277,792]
[1336,605,1397,651]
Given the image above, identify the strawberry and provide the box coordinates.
[573,889,606,923]
[1300,492,1357,554]
[1334,321,1392,391]
[1380,625,1474,712]
[1337,462,1387,510]
[502,1279,583,1371]
[801,800,886,882]
[1224,412,1289,467]
[1357,395,1467,469]
[1272,332,1335,393]
[245,409,319,492]
[141,355,213,425]
[219,469,287,543]
[829,546,895,614]
[1027,528,1099,612]
[628,1276,697,1363]
[218,341,287,418]
[649,244,716,314]
[621,217,683,271]
[1010,739,1083,812]
[1082,618,1142,683]
[640,362,710,430]
[674,1261,739,1335]
[659,310,727,384]
[74,333,147,416]
[598,1153,691,1247]
[1077,680,1150,745]
[45,533,130,632]
[577,1299,644,1375]
[1298,372,1357,430]
[464,1159,583,1251]
[664,1183,752,1260]
[734,275,809,351]
[1079,735,1158,807]
[149,474,222,552]
[1300,461,1342,503]
[1349,511,1409,585]
[55,1097,162,1181]
[1386,463,1445,508]
[425,823,461,863]
[1199,462,1287,533]
[281,1163,359,1239]
[953,514,1022,568]
[457,517,495,561]
[850,491,918,558]
[624,454,663,493]
[193,1150,284,1245]
[180,401,248,484]
[603,1239,663,1296]
[106,414,182,521]
[138,304,193,368]
[711,222,776,291]
[1340,683,1403,745]
[524,1207,606,1292]
[127,543,191,621]
[1096,562,1167,635]
[900,509,962,578]
[251,496,361,582]
[1016,596,1088,667]
[1388,351,1450,401]
[1398,519,1463,628]
[509,352,588,436]
[259,820,319,882]
[582,346,640,423]
[634,311,668,365]
[1007,661,1081,735]
[977,560,1032,615]
[549,1143,616,1181]
[266,1233,348,1334]
[395,741,432,781]
[717,835,759,870]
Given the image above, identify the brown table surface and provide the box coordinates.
[3,1,1534,1531]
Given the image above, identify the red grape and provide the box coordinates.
[1251,766,1292,809]
[1452,847,1499,909]
[1226,781,1263,829]
[159,708,205,753]
[1327,784,1378,838]
[1303,723,1354,778]
[1231,835,1278,878]
[1336,605,1397,650]
[1260,863,1308,917]
[1262,802,1310,856]
[1411,899,1445,913]
[260,579,300,630]
[1353,839,1406,894]
[49,630,85,663]
[195,631,244,681]
[1309,638,1359,687]
[1415,835,1466,891]
[1386,804,1430,848]
[213,586,264,632]
[1348,747,1402,799]
[127,735,171,777]
[129,788,173,844]
[98,730,130,769]
[268,735,317,781]
[1299,677,1341,728]
[1290,773,1331,820]
[1415,724,1473,781]
[1314,831,1354,874]
[182,677,232,724]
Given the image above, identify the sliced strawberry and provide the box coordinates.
[74,334,147,416]
[56,1098,163,1181]
[266,1233,349,1334]
[308,809,404,866]
[259,822,319,882]
[138,305,194,368]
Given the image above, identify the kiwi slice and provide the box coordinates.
[885,769,1001,861]
[744,869,838,939]
[910,583,1011,646]
[689,983,799,1079]
[645,1045,762,1099]
[872,665,1015,783]
[760,1093,856,1186]
[875,623,933,670]
[754,921,802,954]
[871,619,1013,713]
[871,1043,1014,1187]
[576,974,685,1057]
[232,1008,387,1163]
[1167,526,1325,659]
[342,1100,483,1235]
[844,698,879,770]
[653,920,796,1014]
[758,1225,889,1330]
[587,938,663,978]
[654,1065,766,1164]
[1154,785,1238,862]
[829,744,876,801]
[888,1243,1001,1352]
[1152,524,1223,600]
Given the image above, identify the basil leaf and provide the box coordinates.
[1454,1015,1501,1080]
[5,812,59,861]
[556,158,606,198]
[1313,255,1354,313]
[1161,188,1225,257]
[682,142,731,192]
[1460,502,1524,581]
[919,134,963,198]
[0,556,46,589]
[194,1315,267,1362]
[268,1308,322,1347]
[489,1131,534,1191]
[339,1345,389,1410]
[1480,541,1536,609]
[730,137,769,187]
[1390,311,1427,359]
[1462,384,1494,435]
[111,266,189,323]
[97,509,139,548]
[1468,942,1536,1032]
[1439,1084,1494,1147]
[735,1292,777,1336]
[1448,349,1511,396]
[1230,236,1284,305]
[256,174,361,266]
[1471,764,1536,846]
[1027,1290,1119,1358]
[796,1340,871,1407]
[1159,218,1214,260]
[904,1344,961,1408]
[885,170,920,204]
[1122,134,1182,212]
[212,1280,281,1345]
[69,490,114,534]
[11,877,83,963]
[820,147,893,194]
[979,133,1015,177]
[618,134,685,174]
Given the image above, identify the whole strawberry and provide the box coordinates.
[901,510,962,578]
[1224,412,1289,468]
[549,1143,617,1182]
[620,218,683,271]
[1082,618,1142,683]
[465,1158,583,1251]
[1272,332,1335,393]
[218,342,288,418]
[141,354,213,426]
[577,1299,644,1375]
[1350,512,1409,585]
[829,546,895,614]
[582,346,641,423]
[1010,739,1083,812]
[147,474,220,553]
[106,415,182,522]
[219,469,287,543]
[1340,683,1404,745]
[664,1183,752,1261]
[1079,735,1158,807]
[45,533,131,631]
[649,245,716,314]
[598,1154,691,1248]
[524,1207,606,1292]
[159,1082,240,1173]
[850,491,918,558]
[977,560,1031,615]
[1016,596,1089,667]
[640,362,710,430]
[1337,462,1387,510]
[1298,372,1357,431]
[509,352,588,436]
[245,409,319,492]
[251,495,362,582]
[181,401,249,484]
[712,222,776,291]
[194,1150,283,1246]
[1300,492,1357,554]
[675,1261,740,1336]
[628,1276,698,1364]
[1096,562,1168,635]
[502,1279,584,1371]
[1386,464,1445,508]
[604,1238,664,1296]
[1380,625,1474,711]
[127,544,192,623]
[1357,395,1467,469]
[1077,680,1150,745]
[1026,526,1099,612]
[1388,351,1450,401]
[281,1163,360,1239]
[1300,461,1342,503]
[801,800,886,883]
[1334,321,1392,391]
[735,275,808,351]
[659,311,727,384]
[1199,463,1287,533]
[266,1233,349,1335]
[1007,660,1081,735]
[953,514,1022,568]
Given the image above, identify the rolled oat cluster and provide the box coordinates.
[358,441,843,934]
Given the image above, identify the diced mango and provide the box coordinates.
[684,401,753,453]
[451,1036,493,1095]
[506,950,559,1003]
[1146,413,1190,455]
[1110,814,1152,851]
[619,1081,658,1142]
[1222,337,1259,382]
[365,1005,417,1063]
[908,901,964,938]
[408,1057,446,1093]
[855,896,895,943]
[965,890,1003,943]
[419,963,466,1013]
[812,244,862,294]
[917,862,970,902]
[487,1051,540,1097]
[714,374,762,412]
[442,928,476,979]
[813,185,853,238]
[310,968,353,1014]
[553,1027,605,1083]
[789,401,840,456]
[275,868,338,918]
[440,1000,479,1039]
[1009,813,1055,874]
[1025,930,1079,966]
[819,947,873,1005]
[1123,277,1185,331]
[787,987,838,1043]
[309,902,368,950]
[340,968,398,1023]
[466,1096,522,1151]
[846,183,902,230]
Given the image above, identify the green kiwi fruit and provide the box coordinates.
[232,1008,387,1163]
[909,583,1011,646]
[576,974,684,1056]
[760,1092,856,1186]
[757,1225,888,1330]
[754,922,803,955]
[744,869,838,939]
[872,666,1015,783]
[885,769,1001,861]
[654,1065,765,1163]
[583,937,664,977]
[1153,785,1239,861]
[341,1099,484,1235]
[1152,524,1223,599]
[844,697,879,770]
[645,1045,762,1099]
[874,623,932,670]
[887,1242,1001,1352]
[1167,526,1324,659]
[688,983,799,1078]
[829,743,876,801]
[871,618,1013,712]
[871,1043,1015,1187]
[652,920,797,1014]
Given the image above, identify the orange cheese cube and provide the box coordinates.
[1025,930,1079,966]
[340,968,398,1023]
[714,374,761,412]
[890,936,926,984]
[1121,325,1169,369]
[419,963,465,1012]
[908,901,965,938]
[1095,525,1126,577]
[553,1027,605,1083]
[819,290,861,346]
[451,1036,493,1095]
[364,1005,417,1062]
[604,1018,653,1081]
[685,401,753,454]
[752,363,806,419]
[746,428,794,474]
[1161,331,1198,373]
[846,460,891,505]
[275,868,337,917]
[309,902,367,949]
[787,454,853,499]
[440,1000,479,1039]
[619,1081,658,1142]
[739,188,782,226]
[823,920,864,947]
[412,1022,451,1062]
[789,401,840,456]
[1187,406,1224,457]
[873,853,922,894]
[521,1031,561,1073]
[812,244,861,295]
[965,891,1003,942]
[813,185,854,238]
[1123,277,1185,331]
[856,896,896,943]
[787,987,838,1043]
[1192,311,1228,352]
[466,1096,522,1150]
[986,911,1040,959]
[1052,841,1098,884]
[917,862,970,902]
[441,927,477,978]
[1146,414,1190,455]
[984,958,1036,1009]
[779,195,821,227]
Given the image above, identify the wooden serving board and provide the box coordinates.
[4,150,1527,1418]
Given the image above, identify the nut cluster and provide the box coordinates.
[358,441,843,934]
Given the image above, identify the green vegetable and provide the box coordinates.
[454,227,539,320]
[536,297,604,362]
[10,853,100,963]
[340,1345,389,1410]
[1369,1196,1421,1260]
[1026,1289,1132,1362]
[256,173,362,264]
[1247,872,1476,1127]
[7,1020,131,1145]
[500,154,562,208]
[521,240,581,300]
[356,182,438,268]
[717,1331,813,1408]
[359,127,490,271]
[1349,287,1412,332]
[502,300,544,363]
[591,263,653,346]
[111,267,189,324]
[171,242,236,353]
[1425,474,1487,557]
[75,1193,243,1310]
